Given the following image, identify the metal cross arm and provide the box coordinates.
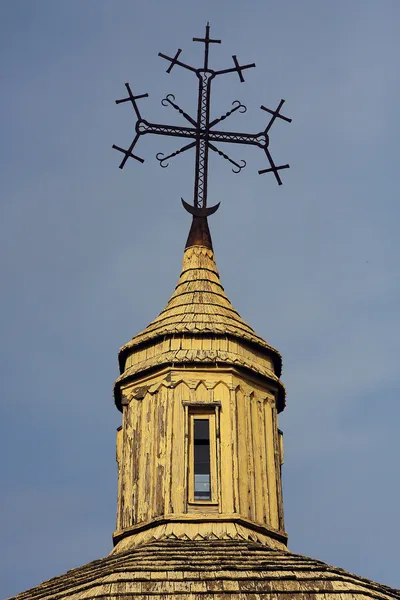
[193,22,221,71]
[261,99,292,133]
[158,50,197,74]
[214,56,256,82]
[115,83,148,119]
[113,24,291,215]
[258,146,290,186]
[112,133,144,169]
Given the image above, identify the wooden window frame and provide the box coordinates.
[183,402,220,509]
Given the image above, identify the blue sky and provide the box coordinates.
[1,0,400,596]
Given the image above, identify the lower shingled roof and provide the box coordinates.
[9,539,400,599]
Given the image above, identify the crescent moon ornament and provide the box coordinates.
[181,199,220,217]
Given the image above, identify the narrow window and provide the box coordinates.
[194,418,211,500]
[186,409,218,505]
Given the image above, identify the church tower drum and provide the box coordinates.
[112,216,287,552]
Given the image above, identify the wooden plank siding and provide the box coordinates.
[115,370,285,546]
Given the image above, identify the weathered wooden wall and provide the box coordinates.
[115,367,285,544]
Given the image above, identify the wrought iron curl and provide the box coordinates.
[156,153,169,168]
[208,142,246,174]
[161,94,175,107]
[156,141,196,168]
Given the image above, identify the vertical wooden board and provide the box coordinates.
[171,380,189,513]
[136,391,153,523]
[228,338,238,356]
[115,416,124,530]
[191,337,202,352]
[154,386,167,517]
[183,403,189,509]
[246,392,256,522]
[121,401,134,529]
[219,336,228,352]
[257,397,269,525]
[263,398,273,526]
[230,386,239,514]
[273,406,285,531]
[181,336,190,350]
[146,343,155,360]
[120,404,129,529]
[265,399,279,529]
[170,336,181,351]
[251,396,264,525]
[161,337,171,354]
[215,381,234,514]
[148,390,157,520]
[131,398,142,526]
[115,426,122,525]
[236,387,249,520]
[164,385,173,514]
[150,389,159,518]
[202,336,212,351]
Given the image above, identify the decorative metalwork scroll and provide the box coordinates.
[113,23,291,216]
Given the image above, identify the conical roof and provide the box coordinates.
[115,217,284,410]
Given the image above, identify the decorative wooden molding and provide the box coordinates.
[182,400,222,407]
[112,513,288,546]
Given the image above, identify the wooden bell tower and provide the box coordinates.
[112,217,287,554]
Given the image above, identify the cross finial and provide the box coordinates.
[193,23,221,70]
[113,24,291,217]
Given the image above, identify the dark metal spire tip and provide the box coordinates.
[185,216,213,251]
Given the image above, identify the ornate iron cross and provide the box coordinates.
[113,23,291,217]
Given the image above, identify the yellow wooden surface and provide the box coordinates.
[14,537,400,600]
[119,244,282,369]
[115,368,286,549]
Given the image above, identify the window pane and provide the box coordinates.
[194,419,211,500]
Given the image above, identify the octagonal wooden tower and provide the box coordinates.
[112,216,286,553]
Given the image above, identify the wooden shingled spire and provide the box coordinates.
[115,217,284,413]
